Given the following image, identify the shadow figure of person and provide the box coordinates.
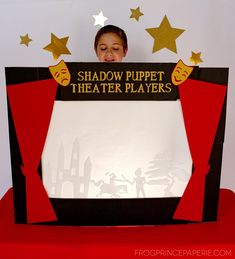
[122,168,146,198]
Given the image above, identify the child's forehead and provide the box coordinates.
[100,32,121,39]
[98,33,123,45]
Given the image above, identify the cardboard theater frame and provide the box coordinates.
[5,62,228,226]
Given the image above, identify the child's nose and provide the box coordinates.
[106,49,113,56]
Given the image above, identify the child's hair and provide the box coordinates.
[94,24,128,52]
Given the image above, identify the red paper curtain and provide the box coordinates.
[7,79,58,223]
[174,79,227,222]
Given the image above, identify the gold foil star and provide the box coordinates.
[20,34,32,47]
[130,7,144,21]
[146,15,185,54]
[43,33,71,60]
[189,51,203,65]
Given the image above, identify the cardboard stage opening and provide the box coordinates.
[42,100,192,199]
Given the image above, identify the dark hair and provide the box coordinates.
[94,24,128,53]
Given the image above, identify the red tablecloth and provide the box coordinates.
[0,188,235,259]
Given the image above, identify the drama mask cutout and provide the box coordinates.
[49,60,71,86]
[171,60,194,85]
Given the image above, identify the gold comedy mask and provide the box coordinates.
[171,60,193,85]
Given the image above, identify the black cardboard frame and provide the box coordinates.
[5,63,228,225]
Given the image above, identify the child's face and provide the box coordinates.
[96,32,127,62]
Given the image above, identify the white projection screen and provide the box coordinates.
[42,100,192,199]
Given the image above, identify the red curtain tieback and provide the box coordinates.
[194,164,211,176]
[21,165,35,177]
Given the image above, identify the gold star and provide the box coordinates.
[20,34,32,47]
[43,33,71,60]
[130,7,144,21]
[189,51,203,65]
[146,15,185,54]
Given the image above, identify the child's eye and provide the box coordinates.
[112,47,120,51]
[100,47,107,51]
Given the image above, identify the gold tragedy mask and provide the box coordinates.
[49,60,71,87]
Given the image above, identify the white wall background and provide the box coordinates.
[0,0,234,198]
